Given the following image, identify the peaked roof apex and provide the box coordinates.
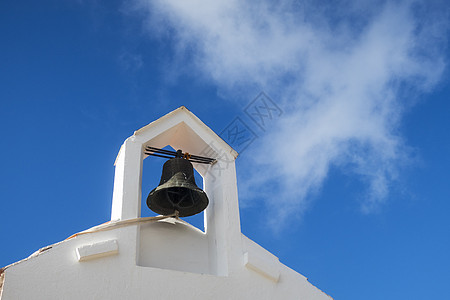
[134,106,189,136]
[132,106,238,159]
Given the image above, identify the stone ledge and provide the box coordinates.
[244,251,280,282]
[76,239,119,262]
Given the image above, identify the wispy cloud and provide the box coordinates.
[129,0,448,221]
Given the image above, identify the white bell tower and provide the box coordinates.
[111,106,242,276]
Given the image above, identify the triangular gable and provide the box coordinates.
[123,106,238,164]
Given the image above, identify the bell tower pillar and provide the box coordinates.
[111,136,143,221]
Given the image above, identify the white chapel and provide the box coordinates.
[0,106,331,299]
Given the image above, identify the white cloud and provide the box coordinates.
[129,0,448,221]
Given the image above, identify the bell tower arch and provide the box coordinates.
[111,106,242,275]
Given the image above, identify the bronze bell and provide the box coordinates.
[146,155,209,217]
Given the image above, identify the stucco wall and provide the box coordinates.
[1,221,331,300]
[138,219,210,274]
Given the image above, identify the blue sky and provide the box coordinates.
[1,1,449,299]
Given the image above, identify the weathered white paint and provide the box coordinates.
[0,106,332,300]
[76,239,119,262]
